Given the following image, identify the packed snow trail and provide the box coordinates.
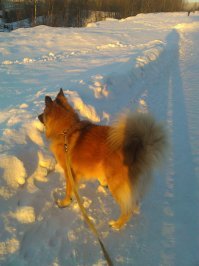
[136,23,199,266]
[168,23,199,266]
[0,13,199,266]
[143,23,199,266]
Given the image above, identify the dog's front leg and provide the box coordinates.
[57,168,73,208]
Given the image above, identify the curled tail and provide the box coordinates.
[107,112,167,229]
[108,112,167,180]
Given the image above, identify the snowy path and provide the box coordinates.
[106,23,199,266]
[136,23,199,266]
[170,23,199,265]
[0,13,199,266]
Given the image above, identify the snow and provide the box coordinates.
[0,12,199,266]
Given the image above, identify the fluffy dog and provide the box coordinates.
[38,89,167,229]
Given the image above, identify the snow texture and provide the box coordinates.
[0,12,199,266]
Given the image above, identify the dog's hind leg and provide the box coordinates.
[108,178,134,230]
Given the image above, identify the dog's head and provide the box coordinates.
[38,88,79,138]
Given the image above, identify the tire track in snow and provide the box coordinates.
[160,56,176,266]
[177,24,199,265]
[160,25,199,266]
[179,25,199,179]
[133,30,178,266]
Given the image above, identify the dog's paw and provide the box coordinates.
[56,198,72,208]
[98,176,108,187]
[133,205,140,215]
[109,220,122,230]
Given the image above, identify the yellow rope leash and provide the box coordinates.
[63,132,113,266]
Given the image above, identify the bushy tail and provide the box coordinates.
[109,112,167,180]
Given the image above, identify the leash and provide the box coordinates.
[62,131,114,266]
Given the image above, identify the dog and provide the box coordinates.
[38,88,167,230]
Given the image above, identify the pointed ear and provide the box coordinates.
[57,88,65,98]
[60,88,65,96]
[45,96,53,106]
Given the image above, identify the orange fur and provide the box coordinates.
[38,89,167,230]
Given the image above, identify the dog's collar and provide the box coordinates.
[59,120,89,137]
[59,125,78,152]
[59,120,92,151]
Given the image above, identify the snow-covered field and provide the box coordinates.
[0,12,199,266]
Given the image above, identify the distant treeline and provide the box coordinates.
[3,0,187,27]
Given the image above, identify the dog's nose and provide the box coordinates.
[38,114,44,124]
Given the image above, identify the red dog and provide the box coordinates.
[38,89,167,229]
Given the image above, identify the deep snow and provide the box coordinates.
[0,12,199,266]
